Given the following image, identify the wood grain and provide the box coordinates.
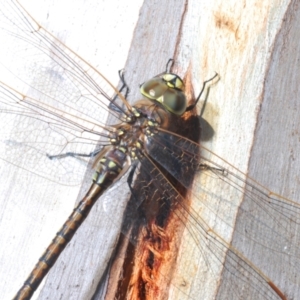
[0,0,299,299]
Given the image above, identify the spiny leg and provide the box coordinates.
[47,148,102,160]
[186,72,219,114]
[109,69,130,113]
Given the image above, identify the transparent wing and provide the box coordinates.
[95,126,298,299]
[0,0,130,185]
[142,128,300,299]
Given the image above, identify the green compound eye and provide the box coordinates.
[140,73,187,116]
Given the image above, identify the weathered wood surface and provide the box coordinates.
[0,1,143,299]
[0,0,299,299]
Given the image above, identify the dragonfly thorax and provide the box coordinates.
[92,71,189,188]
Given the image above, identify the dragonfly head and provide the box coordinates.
[140,73,187,116]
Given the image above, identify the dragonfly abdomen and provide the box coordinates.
[13,147,128,300]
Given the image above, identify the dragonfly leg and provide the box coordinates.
[165,58,174,73]
[127,164,137,198]
[126,163,148,210]
[119,69,130,99]
[186,72,219,114]
[199,163,228,176]
[109,69,130,113]
[47,148,102,160]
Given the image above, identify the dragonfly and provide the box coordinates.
[0,1,300,300]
